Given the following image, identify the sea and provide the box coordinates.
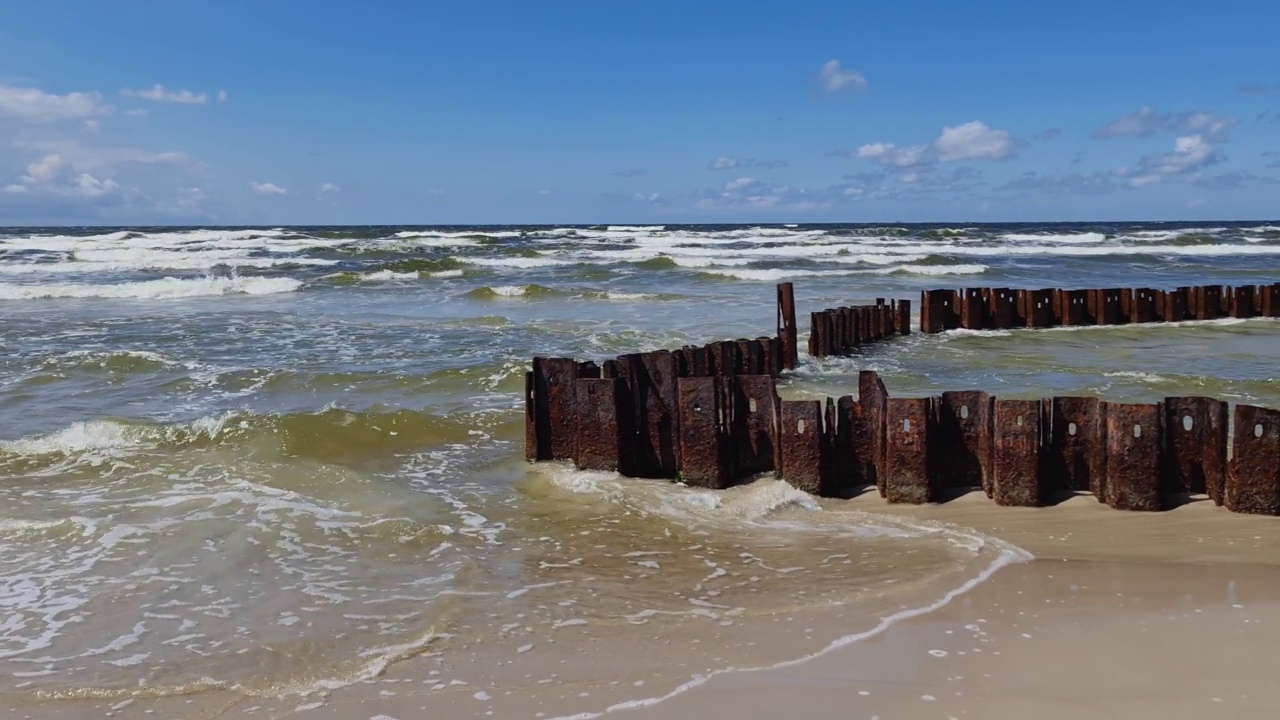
[1,222,1277,711]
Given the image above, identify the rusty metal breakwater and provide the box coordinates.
[524,283,1280,515]
[807,299,911,358]
[524,283,800,480]
[920,283,1280,333]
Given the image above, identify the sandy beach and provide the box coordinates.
[11,492,1278,720]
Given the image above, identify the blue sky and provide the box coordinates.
[1,0,1277,225]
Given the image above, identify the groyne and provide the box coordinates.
[920,283,1280,333]
[525,283,1280,515]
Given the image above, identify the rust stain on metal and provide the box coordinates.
[530,357,578,461]
[895,299,912,335]
[622,351,680,478]
[1230,286,1256,319]
[1103,402,1162,511]
[1047,396,1104,497]
[936,391,993,495]
[780,400,827,496]
[1226,405,1280,515]
[1162,397,1228,502]
[728,375,780,478]
[991,399,1042,506]
[1163,287,1189,322]
[676,376,730,489]
[776,282,799,370]
[1196,285,1224,320]
[574,377,632,472]
[524,371,537,461]
[858,371,889,496]
[1131,288,1158,323]
[884,397,932,504]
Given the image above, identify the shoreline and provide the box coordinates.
[11,490,1279,719]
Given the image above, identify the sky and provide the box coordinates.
[1,0,1278,225]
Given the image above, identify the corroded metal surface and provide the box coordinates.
[776,281,799,370]
[1131,288,1158,323]
[1047,396,1104,497]
[935,390,993,495]
[1162,397,1228,502]
[1103,402,1162,511]
[728,375,779,478]
[1226,405,1280,515]
[524,371,536,461]
[574,377,631,472]
[858,370,889,496]
[991,399,1042,507]
[960,288,986,330]
[1163,287,1190,322]
[676,376,730,489]
[987,288,1016,329]
[621,351,680,478]
[530,357,579,461]
[1026,289,1055,327]
[884,397,932,504]
[1230,286,1256,318]
[1196,285,1224,320]
[894,299,912,335]
[780,400,827,495]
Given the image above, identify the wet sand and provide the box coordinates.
[12,494,1280,720]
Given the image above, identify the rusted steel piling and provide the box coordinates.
[526,282,1280,517]
[807,299,912,358]
[921,283,1280,333]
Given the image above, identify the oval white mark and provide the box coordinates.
[797,419,806,434]
[903,418,912,432]
[1183,415,1194,432]
[749,398,758,412]
[1256,423,1265,439]
[928,649,948,658]
[960,405,970,420]
[1133,424,1142,439]
[1068,422,1077,436]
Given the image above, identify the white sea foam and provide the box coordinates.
[1000,232,1106,244]
[0,276,303,300]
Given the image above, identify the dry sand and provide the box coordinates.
[13,494,1280,720]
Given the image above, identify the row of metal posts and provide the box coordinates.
[808,299,912,358]
[921,283,1280,333]
[526,283,1280,514]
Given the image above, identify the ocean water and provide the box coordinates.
[0,222,1277,707]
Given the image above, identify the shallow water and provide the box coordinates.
[0,222,1276,705]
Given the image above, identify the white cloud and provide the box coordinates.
[82,119,100,133]
[820,60,867,93]
[709,156,739,170]
[124,108,149,117]
[633,192,660,202]
[1092,107,1237,142]
[847,121,1020,168]
[320,183,340,193]
[724,177,756,192]
[934,121,1019,162]
[0,84,107,122]
[218,90,228,103]
[251,181,288,195]
[1127,135,1220,187]
[121,85,209,105]
[8,153,122,198]
[24,154,68,184]
[855,142,932,168]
